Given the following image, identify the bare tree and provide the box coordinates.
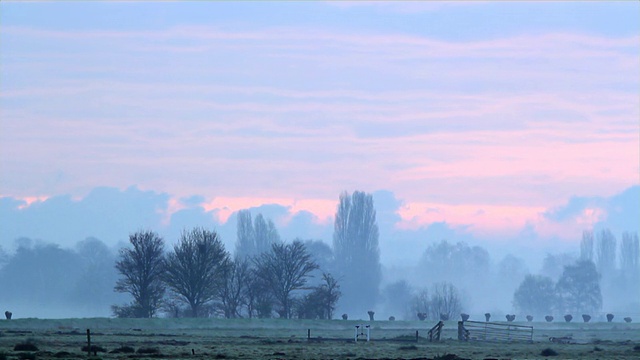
[333,191,381,314]
[411,288,430,320]
[164,228,229,317]
[580,230,594,261]
[318,272,341,319]
[114,231,165,318]
[429,282,462,321]
[218,258,250,318]
[296,272,341,319]
[253,240,319,319]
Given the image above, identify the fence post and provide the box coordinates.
[86,329,91,356]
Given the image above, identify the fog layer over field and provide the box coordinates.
[0,187,638,320]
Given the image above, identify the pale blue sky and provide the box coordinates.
[0,1,638,265]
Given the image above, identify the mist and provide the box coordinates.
[0,186,637,320]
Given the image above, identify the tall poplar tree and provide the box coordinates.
[332,191,381,316]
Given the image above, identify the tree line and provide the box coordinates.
[113,228,343,319]
[0,190,636,320]
[112,190,382,319]
[512,230,639,318]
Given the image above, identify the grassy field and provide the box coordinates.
[0,318,638,359]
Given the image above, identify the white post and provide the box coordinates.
[366,325,370,342]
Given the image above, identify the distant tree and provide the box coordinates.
[541,252,576,281]
[333,191,381,314]
[235,210,255,259]
[218,258,250,318]
[556,260,602,314]
[620,232,640,300]
[253,241,319,319]
[596,229,616,278]
[419,240,491,291]
[164,228,230,317]
[580,230,594,261]
[303,240,334,271]
[429,282,462,321]
[620,232,639,278]
[513,275,558,316]
[497,254,529,289]
[235,210,280,260]
[114,231,165,318]
[254,214,280,254]
[410,288,430,320]
[0,241,81,307]
[381,280,414,320]
[73,237,120,313]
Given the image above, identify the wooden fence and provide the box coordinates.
[458,321,533,343]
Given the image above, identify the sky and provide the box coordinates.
[1,2,638,269]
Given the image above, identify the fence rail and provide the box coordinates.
[459,321,533,343]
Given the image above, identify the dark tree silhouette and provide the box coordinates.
[513,274,558,317]
[296,273,341,320]
[333,191,381,314]
[253,240,318,319]
[114,231,165,318]
[556,260,602,314]
[218,258,250,318]
[164,228,229,317]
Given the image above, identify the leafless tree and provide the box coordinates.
[114,231,165,318]
[429,282,462,321]
[218,258,250,318]
[164,228,229,317]
[253,240,318,319]
[411,288,430,320]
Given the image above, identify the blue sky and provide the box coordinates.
[1,1,638,268]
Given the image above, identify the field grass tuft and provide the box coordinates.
[541,347,558,356]
[110,345,135,353]
[136,347,160,354]
[14,342,38,351]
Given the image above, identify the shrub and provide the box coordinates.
[81,345,106,353]
[136,347,160,354]
[541,348,558,356]
[110,345,135,354]
[14,343,38,352]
